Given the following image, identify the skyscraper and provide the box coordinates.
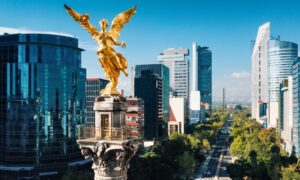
[189,42,201,124]
[293,58,300,156]
[86,78,109,125]
[0,33,86,178]
[268,39,298,128]
[134,70,162,140]
[157,48,189,98]
[251,22,270,124]
[189,42,212,122]
[135,64,169,134]
[197,46,212,110]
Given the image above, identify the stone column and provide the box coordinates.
[77,95,141,180]
[78,140,139,180]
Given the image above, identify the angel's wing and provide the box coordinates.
[64,4,99,37]
[109,6,137,41]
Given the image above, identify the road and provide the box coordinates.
[196,119,232,180]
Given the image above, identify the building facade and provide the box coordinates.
[135,64,169,135]
[251,22,270,125]
[293,59,300,156]
[157,48,189,98]
[189,42,212,122]
[189,42,201,124]
[86,78,109,125]
[197,46,212,110]
[134,70,162,140]
[268,39,298,128]
[0,33,86,178]
[279,77,293,155]
[168,97,186,135]
[126,97,144,139]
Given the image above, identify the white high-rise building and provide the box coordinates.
[130,66,135,97]
[189,42,201,124]
[158,48,189,98]
[251,22,270,125]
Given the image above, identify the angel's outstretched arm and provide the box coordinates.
[109,36,126,48]
[64,4,99,37]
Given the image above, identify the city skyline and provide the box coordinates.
[1,0,300,102]
[1,1,300,179]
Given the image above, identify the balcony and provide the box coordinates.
[77,125,128,141]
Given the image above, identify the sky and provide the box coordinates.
[1,0,300,102]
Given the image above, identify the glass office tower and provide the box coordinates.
[197,46,212,108]
[268,39,298,128]
[0,33,86,178]
[293,58,300,156]
[134,70,162,140]
[135,64,169,136]
[195,45,212,121]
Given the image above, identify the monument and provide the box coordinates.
[65,4,140,180]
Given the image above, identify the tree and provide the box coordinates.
[268,145,281,179]
[128,153,174,180]
[61,170,93,180]
[230,136,244,157]
[249,150,257,167]
[202,139,211,152]
[227,163,245,179]
[281,165,300,180]
[178,151,196,179]
[227,108,288,179]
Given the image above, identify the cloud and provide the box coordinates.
[213,70,251,103]
[79,41,98,51]
[0,27,74,38]
[230,71,251,78]
[213,76,251,102]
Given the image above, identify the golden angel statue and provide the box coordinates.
[64,4,136,95]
